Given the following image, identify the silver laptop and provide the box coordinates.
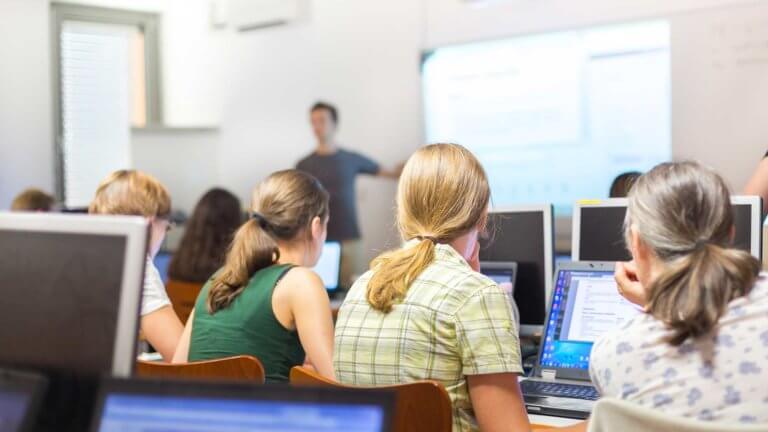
[520,261,642,419]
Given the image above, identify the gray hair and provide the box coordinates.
[624,161,760,346]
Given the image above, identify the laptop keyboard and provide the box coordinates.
[521,380,599,401]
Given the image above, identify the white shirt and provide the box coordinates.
[141,257,171,316]
[590,274,768,424]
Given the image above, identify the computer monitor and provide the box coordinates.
[572,196,763,262]
[537,262,642,381]
[153,251,172,284]
[313,241,342,292]
[90,378,395,432]
[0,213,148,377]
[479,205,554,336]
[0,369,47,432]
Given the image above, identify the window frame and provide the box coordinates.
[50,3,163,202]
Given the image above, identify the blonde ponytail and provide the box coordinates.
[366,144,490,313]
[368,239,436,313]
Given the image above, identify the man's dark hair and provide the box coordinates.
[311,101,338,125]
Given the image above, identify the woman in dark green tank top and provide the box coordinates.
[172,170,336,383]
[188,265,305,382]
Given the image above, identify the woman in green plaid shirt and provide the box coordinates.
[334,144,531,432]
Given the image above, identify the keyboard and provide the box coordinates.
[521,380,599,400]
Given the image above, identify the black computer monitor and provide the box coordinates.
[0,213,149,430]
[90,378,395,432]
[572,196,763,261]
[479,205,554,336]
[313,241,342,292]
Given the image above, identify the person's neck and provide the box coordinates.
[316,139,338,155]
[276,243,308,267]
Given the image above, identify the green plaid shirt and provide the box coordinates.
[334,242,523,432]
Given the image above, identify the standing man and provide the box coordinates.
[296,101,401,289]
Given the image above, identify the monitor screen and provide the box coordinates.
[540,269,640,370]
[576,202,758,261]
[313,241,342,292]
[0,230,127,374]
[577,206,630,262]
[0,390,31,431]
[480,210,551,328]
[153,252,172,284]
[481,266,517,296]
[732,204,753,253]
[96,394,387,432]
[422,19,671,214]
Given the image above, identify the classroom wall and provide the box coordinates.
[1,0,766,261]
[0,0,53,209]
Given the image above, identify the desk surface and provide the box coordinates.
[530,413,581,427]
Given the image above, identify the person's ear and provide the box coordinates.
[629,224,649,261]
[310,216,323,241]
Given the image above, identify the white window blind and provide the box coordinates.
[60,21,135,208]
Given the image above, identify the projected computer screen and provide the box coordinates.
[422,20,671,212]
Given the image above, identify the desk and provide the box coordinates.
[530,414,581,429]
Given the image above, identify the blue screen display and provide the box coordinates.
[98,394,386,432]
[540,269,641,370]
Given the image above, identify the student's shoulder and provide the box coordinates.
[280,266,326,294]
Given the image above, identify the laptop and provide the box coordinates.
[90,378,395,432]
[0,369,47,432]
[313,241,343,294]
[520,261,642,419]
[480,261,518,297]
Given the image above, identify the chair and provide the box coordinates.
[165,279,204,324]
[136,355,266,384]
[289,366,452,432]
[587,398,768,432]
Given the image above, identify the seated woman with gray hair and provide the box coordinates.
[590,161,768,424]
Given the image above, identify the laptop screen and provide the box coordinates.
[313,241,342,292]
[540,269,641,370]
[0,390,31,431]
[96,394,387,432]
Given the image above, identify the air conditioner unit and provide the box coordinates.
[228,0,299,31]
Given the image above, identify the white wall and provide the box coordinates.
[0,0,53,209]
[2,0,766,259]
[217,0,425,262]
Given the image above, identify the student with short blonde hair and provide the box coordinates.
[89,170,183,361]
[172,170,336,383]
[334,144,530,432]
[11,188,55,212]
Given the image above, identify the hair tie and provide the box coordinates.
[681,239,716,254]
[250,212,271,230]
[415,235,438,243]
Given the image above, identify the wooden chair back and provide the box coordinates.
[136,355,265,384]
[290,366,452,432]
[165,279,204,324]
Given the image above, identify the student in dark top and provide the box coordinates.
[172,170,335,383]
[168,188,243,283]
[296,101,403,288]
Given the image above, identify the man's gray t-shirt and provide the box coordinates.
[296,149,379,241]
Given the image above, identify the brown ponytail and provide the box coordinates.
[367,144,490,312]
[626,161,761,346]
[207,170,329,314]
[647,244,759,346]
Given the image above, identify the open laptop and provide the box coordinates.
[313,241,343,294]
[90,378,395,432]
[480,261,518,297]
[520,261,642,419]
[0,369,47,432]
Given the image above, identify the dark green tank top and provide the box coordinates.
[188,264,304,383]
